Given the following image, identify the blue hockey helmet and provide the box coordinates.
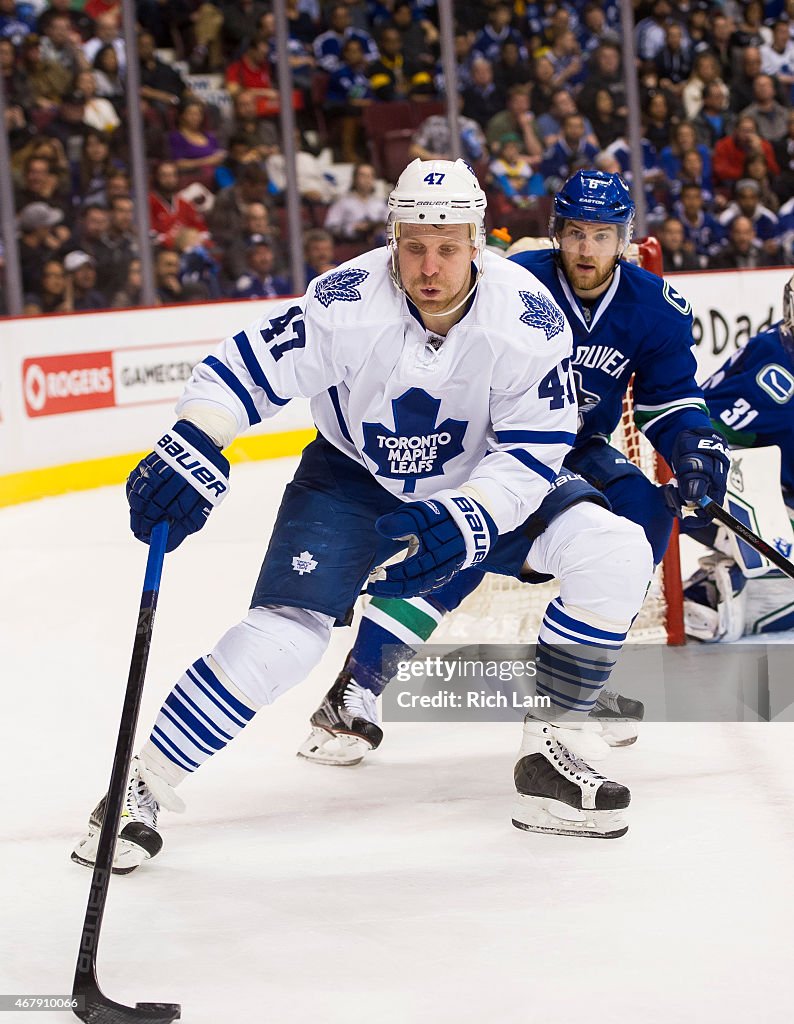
[551,170,636,254]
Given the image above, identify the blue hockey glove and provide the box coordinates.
[126,421,230,552]
[668,428,730,520]
[369,491,497,599]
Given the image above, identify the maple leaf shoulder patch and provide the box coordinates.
[518,290,566,340]
[314,267,370,307]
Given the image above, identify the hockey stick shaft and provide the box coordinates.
[698,496,794,581]
[73,522,179,1022]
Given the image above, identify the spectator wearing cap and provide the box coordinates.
[46,90,91,161]
[709,214,783,269]
[489,133,544,211]
[718,178,781,257]
[324,162,387,245]
[713,114,780,189]
[739,74,789,145]
[207,163,271,252]
[24,257,67,315]
[233,236,291,299]
[17,201,64,293]
[539,113,599,190]
[485,84,543,163]
[63,249,106,310]
[149,160,210,249]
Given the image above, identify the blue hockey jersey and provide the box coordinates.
[508,249,709,464]
[701,325,794,495]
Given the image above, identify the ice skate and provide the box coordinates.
[590,689,645,747]
[297,663,383,767]
[512,718,630,838]
[71,755,184,874]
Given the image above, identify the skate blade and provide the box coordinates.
[511,796,628,839]
[296,727,370,767]
[600,722,640,747]
[70,828,151,875]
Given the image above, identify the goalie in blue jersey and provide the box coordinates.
[682,274,794,641]
[299,169,731,767]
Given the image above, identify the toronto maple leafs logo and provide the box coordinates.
[362,388,467,494]
[519,290,566,340]
[292,550,318,575]
[314,267,370,307]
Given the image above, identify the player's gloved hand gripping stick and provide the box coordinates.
[127,421,230,551]
[369,490,497,598]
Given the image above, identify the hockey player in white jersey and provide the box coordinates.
[72,159,652,870]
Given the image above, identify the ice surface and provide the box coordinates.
[2,460,793,1023]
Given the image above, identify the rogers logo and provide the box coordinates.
[23,352,115,417]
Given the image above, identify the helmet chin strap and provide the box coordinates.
[389,243,484,320]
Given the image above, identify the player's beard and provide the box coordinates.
[560,251,616,296]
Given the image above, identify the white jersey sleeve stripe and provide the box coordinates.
[202,356,262,426]
[232,330,291,407]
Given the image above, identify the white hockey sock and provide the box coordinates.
[143,655,260,782]
[536,598,629,719]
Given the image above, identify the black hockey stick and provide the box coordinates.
[697,496,794,581]
[72,521,180,1024]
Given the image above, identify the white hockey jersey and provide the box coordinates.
[177,248,577,534]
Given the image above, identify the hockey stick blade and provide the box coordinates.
[698,496,794,581]
[72,522,180,1024]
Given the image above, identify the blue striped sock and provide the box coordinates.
[536,598,628,717]
[146,656,257,775]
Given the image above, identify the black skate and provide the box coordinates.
[71,756,183,874]
[297,663,383,767]
[512,718,630,838]
[589,689,645,747]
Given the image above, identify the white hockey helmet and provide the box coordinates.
[387,158,487,253]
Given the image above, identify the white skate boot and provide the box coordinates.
[297,663,383,767]
[590,689,645,747]
[71,755,184,874]
[512,717,630,838]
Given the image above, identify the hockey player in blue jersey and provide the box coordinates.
[682,274,794,640]
[300,169,731,768]
[72,159,656,867]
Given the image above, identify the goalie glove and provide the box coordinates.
[369,490,497,599]
[683,553,747,642]
[668,428,730,520]
[127,421,230,552]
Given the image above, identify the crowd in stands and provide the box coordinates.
[2,0,794,316]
